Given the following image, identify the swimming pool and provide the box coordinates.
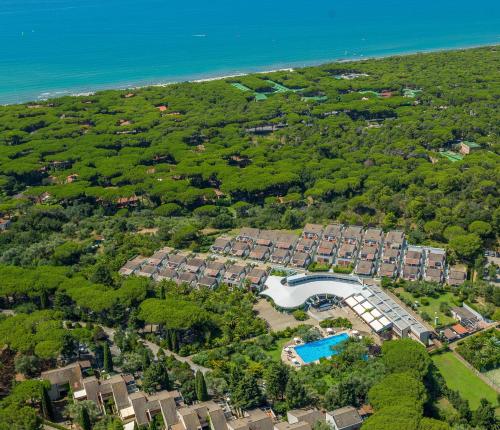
[294,333,349,364]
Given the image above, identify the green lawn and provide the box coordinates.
[265,337,291,361]
[432,351,498,409]
[397,290,457,327]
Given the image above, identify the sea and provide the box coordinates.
[0,0,499,105]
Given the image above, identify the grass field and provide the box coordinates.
[432,351,498,409]
[265,337,291,361]
[397,290,457,327]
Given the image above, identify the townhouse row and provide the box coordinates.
[119,248,269,290]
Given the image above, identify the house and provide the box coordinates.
[256,230,279,247]
[184,258,206,275]
[287,410,325,427]
[0,218,12,231]
[236,227,261,244]
[315,241,336,264]
[451,306,479,326]
[448,265,467,286]
[231,241,251,258]
[119,256,146,276]
[302,224,323,240]
[342,226,363,245]
[402,264,420,281]
[154,268,178,282]
[424,267,443,283]
[270,248,291,265]
[145,250,169,267]
[249,245,271,261]
[291,251,312,268]
[355,260,374,277]
[322,224,343,243]
[442,328,458,342]
[337,243,357,265]
[326,406,363,430]
[177,272,198,287]
[245,268,268,290]
[381,247,400,264]
[211,237,233,254]
[275,233,298,250]
[404,248,423,267]
[295,238,317,254]
[41,361,91,400]
[379,262,397,278]
[204,261,226,279]
[459,141,481,155]
[363,228,383,245]
[223,264,248,287]
[227,409,274,430]
[177,401,228,430]
[136,264,159,278]
[359,244,378,261]
[384,230,405,249]
[197,276,218,289]
[426,250,446,269]
[451,323,469,337]
[167,254,188,270]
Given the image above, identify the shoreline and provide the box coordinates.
[3,42,499,106]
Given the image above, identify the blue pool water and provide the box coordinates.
[295,333,349,364]
[0,0,499,104]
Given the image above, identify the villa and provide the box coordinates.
[145,249,169,266]
[245,267,268,290]
[363,228,383,246]
[197,276,218,289]
[250,245,272,261]
[337,243,357,265]
[295,238,317,254]
[236,227,260,244]
[427,250,446,269]
[359,244,378,261]
[291,251,312,268]
[381,247,399,264]
[119,256,146,276]
[315,241,336,264]
[256,230,278,247]
[302,223,323,240]
[322,224,343,243]
[166,254,188,270]
[211,237,232,253]
[326,407,362,430]
[136,264,159,278]
[230,241,251,258]
[204,261,226,279]
[177,272,198,287]
[270,248,292,265]
[424,267,444,283]
[355,260,374,277]
[184,258,206,275]
[275,233,298,250]
[223,264,248,287]
[379,262,397,278]
[342,226,363,245]
[154,268,178,282]
[447,265,467,286]
[402,265,420,281]
[384,230,405,249]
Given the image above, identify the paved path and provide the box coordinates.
[100,325,209,374]
[254,298,313,331]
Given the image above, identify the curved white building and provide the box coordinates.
[260,273,364,309]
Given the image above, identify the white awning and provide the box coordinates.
[353,304,365,315]
[345,296,358,307]
[73,389,87,400]
[371,308,382,318]
[361,312,375,323]
[370,319,384,332]
[379,316,391,328]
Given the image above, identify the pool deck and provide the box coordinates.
[282,330,353,367]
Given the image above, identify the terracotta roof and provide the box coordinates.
[452,324,469,335]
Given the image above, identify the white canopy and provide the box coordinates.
[261,275,363,309]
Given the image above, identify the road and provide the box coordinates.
[100,325,210,374]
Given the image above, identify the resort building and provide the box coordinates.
[145,249,169,266]
[256,230,278,247]
[177,272,198,287]
[447,265,467,286]
[302,224,324,240]
[245,268,268,290]
[426,249,446,269]
[342,226,363,245]
[295,238,317,254]
[424,267,444,283]
[236,227,260,244]
[223,264,248,287]
[270,248,292,265]
[249,245,272,261]
[291,251,312,268]
[326,407,363,430]
[275,233,298,251]
[287,410,325,427]
[322,224,343,243]
[204,261,226,279]
[379,262,397,278]
[363,228,383,246]
[336,243,357,266]
[184,258,206,275]
[136,264,159,279]
[315,241,336,264]
[227,409,274,430]
[166,254,188,270]
[41,361,92,400]
[230,241,251,258]
[197,276,218,289]
[381,247,400,264]
[119,256,147,276]
[261,274,432,344]
[211,237,232,254]
[355,260,375,277]
[384,230,405,249]
[154,268,178,282]
[359,244,378,261]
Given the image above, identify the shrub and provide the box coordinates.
[292,310,309,321]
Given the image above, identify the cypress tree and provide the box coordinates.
[159,284,166,300]
[195,370,209,401]
[80,406,92,430]
[40,385,54,420]
[165,329,172,351]
[103,342,113,373]
[170,330,178,353]
[40,289,48,309]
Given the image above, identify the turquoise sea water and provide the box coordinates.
[0,0,499,104]
[295,333,349,363]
